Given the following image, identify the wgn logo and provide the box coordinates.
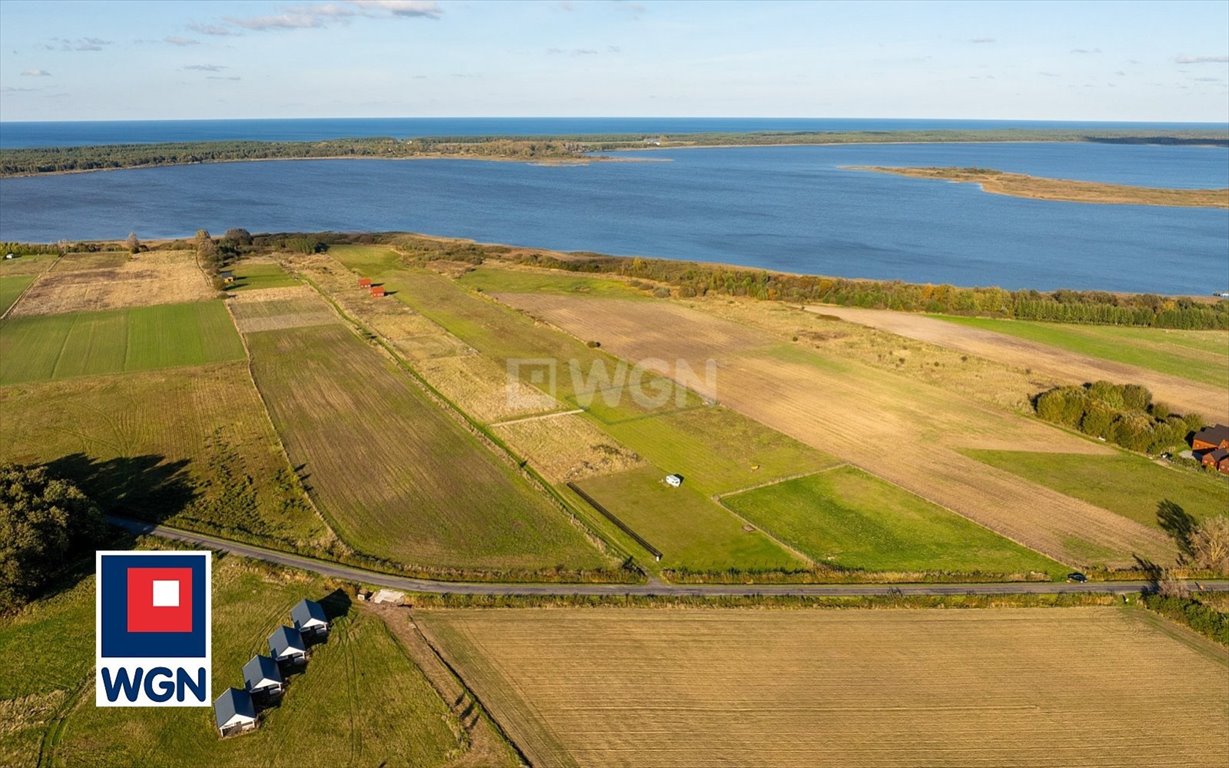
[95,551,211,707]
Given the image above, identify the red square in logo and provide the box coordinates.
[126,567,193,633]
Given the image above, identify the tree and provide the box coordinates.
[125,231,141,254]
[223,228,252,246]
[0,463,103,613]
[1189,516,1229,574]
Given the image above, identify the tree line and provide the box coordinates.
[1032,381,1202,454]
[512,251,1229,330]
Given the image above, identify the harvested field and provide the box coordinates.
[9,249,213,317]
[419,606,1229,768]
[722,466,1063,577]
[814,306,1229,423]
[0,362,335,552]
[577,466,805,571]
[416,354,558,423]
[458,264,653,299]
[244,322,610,575]
[227,285,337,332]
[496,294,1176,568]
[0,300,245,385]
[2,558,470,768]
[493,412,644,483]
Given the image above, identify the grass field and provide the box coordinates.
[936,314,1229,389]
[457,264,651,299]
[244,322,610,576]
[577,466,805,571]
[966,449,1229,529]
[418,606,1229,768]
[0,363,334,552]
[722,467,1064,577]
[0,301,244,385]
[227,261,299,292]
[0,558,474,768]
[0,274,33,315]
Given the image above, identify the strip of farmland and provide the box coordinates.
[242,320,613,577]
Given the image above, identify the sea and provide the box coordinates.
[1,118,1226,295]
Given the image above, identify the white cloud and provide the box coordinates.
[164,36,200,46]
[1069,48,1101,55]
[1174,55,1229,64]
[969,38,996,44]
[351,0,441,17]
[188,22,241,36]
[20,68,52,77]
[182,64,228,72]
[224,0,440,31]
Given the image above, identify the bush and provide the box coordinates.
[1142,593,1229,646]
[1033,381,1190,454]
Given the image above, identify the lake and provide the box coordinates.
[1,142,1226,294]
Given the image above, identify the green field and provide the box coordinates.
[458,264,650,299]
[244,322,611,577]
[0,363,334,553]
[0,274,33,315]
[966,449,1229,529]
[227,261,298,291]
[0,558,467,768]
[0,301,245,385]
[577,465,805,572]
[936,314,1229,389]
[722,467,1064,576]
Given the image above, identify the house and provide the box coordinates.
[1201,447,1229,474]
[664,474,683,488]
[219,270,235,285]
[291,598,329,641]
[267,625,308,669]
[1192,424,1229,452]
[242,654,284,703]
[370,285,386,298]
[214,687,258,737]
[358,277,373,287]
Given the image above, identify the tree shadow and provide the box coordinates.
[318,588,352,622]
[1133,555,1162,595]
[44,452,197,523]
[1156,499,1196,560]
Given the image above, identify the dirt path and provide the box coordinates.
[811,306,1228,423]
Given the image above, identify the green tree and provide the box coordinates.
[0,463,103,613]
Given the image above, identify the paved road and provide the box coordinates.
[108,516,1229,598]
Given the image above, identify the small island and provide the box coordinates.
[851,166,1229,209]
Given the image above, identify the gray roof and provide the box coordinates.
[243,654,283,689]
[214,687,256,728]
[1195,424,1229,445]
[268,625,306,657]
[292,598,328,629]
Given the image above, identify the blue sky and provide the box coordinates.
[1,0,1226,122]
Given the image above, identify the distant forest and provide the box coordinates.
[2,129,1226,176]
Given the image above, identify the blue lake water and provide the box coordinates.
[1,142,1226,294]
[1,117,1225,149]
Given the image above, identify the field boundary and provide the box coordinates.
[1,253,60,320]
[490,408,584,427]
[567,482,664,561]
[714,466,845,500]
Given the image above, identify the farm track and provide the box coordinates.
[106,517,1229,597]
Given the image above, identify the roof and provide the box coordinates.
[214,687,256,729]
[292,598,328,629]
[268,625,306,656]
[1194,424,1229,445]
[219,270,234,277]
[1205,447,1229,463]
[243,655,283,689]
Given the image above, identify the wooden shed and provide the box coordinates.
[214,687,257,737]
[292,598,330,642]
[243,654,284,703]
[1202,447,1229,474]
[370,285,386,298]
[358,277,373,288]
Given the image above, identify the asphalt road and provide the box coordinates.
[107,516,1229,598]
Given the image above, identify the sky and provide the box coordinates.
[0,0,1227,122]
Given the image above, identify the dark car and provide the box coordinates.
[1067,572,1088,583]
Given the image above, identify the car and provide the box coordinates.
[1066,572,1088,583]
